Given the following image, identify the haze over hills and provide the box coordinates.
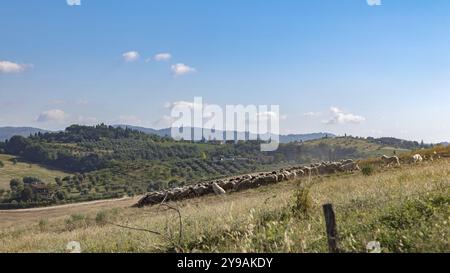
[113,125,335,143]
[1,125,445,145]
[0,124,337,143]
[0,127,49,141]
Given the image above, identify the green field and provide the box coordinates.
[306,137,410,158]
[0,154,70,190]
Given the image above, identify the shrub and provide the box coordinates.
[55,190,67,201]
[291,182,313,218]
[0,160,4,168]
[38,219,48,232]
[65,213,90,231]
[95,210,109,226]
[362,165,374,176]
[374,193,449,252]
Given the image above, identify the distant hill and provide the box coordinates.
[366,136,432,150]
[0,127,50,141]
[439,142,449,147]
[113,125,167,136]
[279,133,335,143]
[113,125,334,143]
[0,125,334,144]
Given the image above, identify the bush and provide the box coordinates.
[374,193,449,252]
[0,160,4,168]
[291,182,313,218]
[54,190,67,201]
[95,210,109,226]
[38,219,48,232]
[362,165,374,176]
[65,213,90,231]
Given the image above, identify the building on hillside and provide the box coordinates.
[30,183,53,199]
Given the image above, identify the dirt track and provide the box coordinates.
[0,196,142,228]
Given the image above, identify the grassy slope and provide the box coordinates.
[306,137,410,158]
[0,137,396,196]
[0,154,70,190]
[0,158,448,253]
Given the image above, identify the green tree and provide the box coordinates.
[21,187,33,201]
[55,177,63,186]
[10,179,24,192]
[55,190,66,201]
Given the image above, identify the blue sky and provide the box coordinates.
[1,0,450,142]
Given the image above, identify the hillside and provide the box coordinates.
[279,132,335,143]
[305,137,412,159]
[0,154,70,190]
[114,125,335,143]
[0,124,423,208]
[0,156,448,253]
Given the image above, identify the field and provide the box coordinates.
[306,137,410,158]
[0,154,70,190]
[3,125,422,208]
[0,157,448,253]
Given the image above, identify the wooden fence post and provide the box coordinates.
[322,203,340,253]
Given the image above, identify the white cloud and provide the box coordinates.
[37,109,68,123]
[0,61,31,73]
[367,0,381,6]
[67,0,81,6]
[154,53,172,62]
[171,63,196,76]
[122,51,140,62]
[165,100,203,110]
[257,111,279,121]
[324,107,366,125]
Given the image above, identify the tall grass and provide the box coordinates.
[0,159,449,253]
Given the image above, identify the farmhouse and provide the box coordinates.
[30,183,52,199]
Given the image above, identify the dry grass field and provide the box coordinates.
[0,154,70,190]
[0,196,141,229]
[0,157,448,253]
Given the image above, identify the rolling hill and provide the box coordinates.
[113,125,335,143]
[0,154,70,190]
[0,127,49,141]
[1,125,333,144]
[0,154,448,252]
[0,124,427,209]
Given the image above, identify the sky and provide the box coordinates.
[1,0,450,143]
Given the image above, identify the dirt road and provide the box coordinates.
[0,196,142,228]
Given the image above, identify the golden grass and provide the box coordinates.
[0,154,70,190]
[0,159,448,253]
